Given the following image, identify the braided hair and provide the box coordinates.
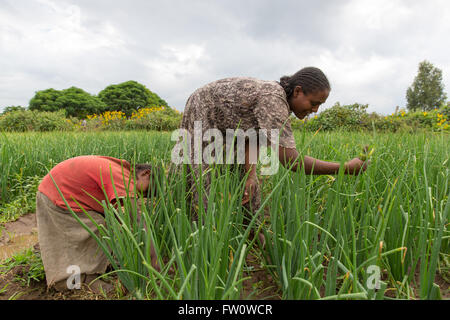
[279,67,330,100]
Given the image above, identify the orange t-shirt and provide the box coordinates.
[38,155,135,213]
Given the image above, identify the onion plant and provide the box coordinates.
[260,130,449,299]
[50,157,263,299]
[1,130,448,299]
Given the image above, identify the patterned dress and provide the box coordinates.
[180,77,296,220]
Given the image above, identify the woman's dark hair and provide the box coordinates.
[279,67,330,100]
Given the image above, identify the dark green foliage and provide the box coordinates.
[29,87,106,118]
[55,87,107,118]
[0,109,72,132]
[14,80,169,119]
[291,102,449,132]
[98,80,168,117]
[0,109,40,132]
[1,106,26,115]
[301,103,369,131]
[29,88,62,113]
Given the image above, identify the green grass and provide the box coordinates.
[0,248,45,286]
[0,131,172,219]
[0,130,448,299]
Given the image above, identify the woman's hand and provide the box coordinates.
[344,158,368,175]
[242,175,259,205]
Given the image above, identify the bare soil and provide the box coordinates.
[0,213,38,261]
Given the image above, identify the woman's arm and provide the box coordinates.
[242,139,259,205]
[278,146,367,175]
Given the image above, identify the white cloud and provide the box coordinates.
[1,0,124,56]
[145,44,209,82]
[313,50,404,110]
[345,0,412,31]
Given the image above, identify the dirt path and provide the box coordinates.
[0,214,38,261]
[0,214,120,300]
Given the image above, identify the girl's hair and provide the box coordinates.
[134,163,152,175]
[279,67,331,100]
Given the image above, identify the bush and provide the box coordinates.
[289,103,449,133]
[127,107,182,131]
[0,110,73,132]
[291,103,369,132]
[0,110,36,132]
[440,103,450,119]
[34,110,74,131]
[82,106,182,131]
[318,103,369,131]
[1,106,26,115]
[372,115,413,133]
[3,101,446,133]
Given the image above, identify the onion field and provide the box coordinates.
[0,130,448,300]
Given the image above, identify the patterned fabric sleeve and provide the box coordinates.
[253,94,297,149]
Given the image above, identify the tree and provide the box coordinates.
[55,87,107,118]
[29,87,106,118]
[406,60,447,111]
[29,88,62,113]
[1,106,26,115]
[98,80,168,117]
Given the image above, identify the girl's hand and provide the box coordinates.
[344,158,368,175]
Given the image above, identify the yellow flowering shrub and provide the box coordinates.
[130,106,165,120]
[435,113,449,130]
[82,106,182,131]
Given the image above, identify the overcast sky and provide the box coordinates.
[1,0,449,115]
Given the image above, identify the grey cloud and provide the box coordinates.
[0,0,449,114]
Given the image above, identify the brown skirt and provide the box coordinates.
[35,191,109,287]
